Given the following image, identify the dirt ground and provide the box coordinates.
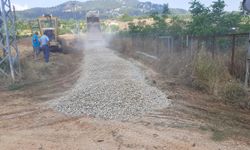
[0,35,250,150]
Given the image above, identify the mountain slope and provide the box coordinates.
[17,0,188,20]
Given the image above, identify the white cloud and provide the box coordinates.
[12,3,29,11]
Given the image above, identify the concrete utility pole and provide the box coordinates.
[0,0,21,81]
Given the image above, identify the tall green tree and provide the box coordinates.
[210,0,226,34]
[222,12,242,33]
[188,0,240,36]
[211,0,225,16]
[188,0,213,36]
[168,16,187,36]
[189,0,209,16]
[150,12,168,35]
[162,3,170,18]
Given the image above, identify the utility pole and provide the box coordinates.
[73,0,80,35]
[0,0,21,81]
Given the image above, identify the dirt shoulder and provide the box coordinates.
[131,57,250,144]
[0,35,83,121]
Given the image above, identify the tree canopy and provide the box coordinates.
[126,0,250,37]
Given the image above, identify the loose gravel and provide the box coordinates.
[49,42,170,121]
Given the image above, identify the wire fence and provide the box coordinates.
[111,33,250,83]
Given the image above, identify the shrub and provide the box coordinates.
[8,83,25,91]
[191,50,247,102]
[192,50,226,94]
[59,27,72,35]
[119,14,133,22]
[222,80,246,103]
[232,49,247,80]
[193,51,222,94]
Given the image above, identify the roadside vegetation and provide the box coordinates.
[15,18,86,37]
[113,0,250,106]
[121,0,250,35]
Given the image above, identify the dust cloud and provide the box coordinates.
[77,27,114,51]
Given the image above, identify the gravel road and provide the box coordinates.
[50,40,170,121]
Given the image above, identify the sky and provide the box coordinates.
[11,0,241,11]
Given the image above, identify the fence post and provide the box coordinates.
[167,37,170,53]
[197,39,200,52]
[190,37,193,57]
[245,59,249,88]
[245,33,250,88]
[171,37,174,54]
[156,36,159,57]
[231,34,236,75]
[212,36,215,59]
[186,35,189,56]
[143,37,145,52]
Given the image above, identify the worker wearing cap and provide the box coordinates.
[40,31,50,63]
[32,32,40,60]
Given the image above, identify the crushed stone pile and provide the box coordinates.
[49,44,170,121]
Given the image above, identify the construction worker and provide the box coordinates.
[40,31,50,63]
[32,32,40,60]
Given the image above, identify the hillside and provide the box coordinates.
[16,0,188,20]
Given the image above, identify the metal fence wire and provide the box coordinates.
[114,33,250,83]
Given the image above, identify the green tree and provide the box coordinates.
[162,3,170,18]
[188,0,213,36]
[168,16,187,36]
[239,15,250,32]
[210,0,226,34]
[150,12,168,35]
[128,22,144,33]
[119,14,133,22]
[211,0,225,17]
[16,19,32,37]
[189,0,209,16]
[222,12,242,33]
[127,0,246,37]
[188,0,244,36]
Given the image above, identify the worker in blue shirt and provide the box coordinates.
[32,32,40,60]
[40,31,50,63]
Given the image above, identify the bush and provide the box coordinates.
[192,79,210,92]
[59,27,72,35]
[119,14,133,22]
[232,49,247,80]
[193,50,227,94]
[222,81,246,103]
[193,50,247,102]
[8,83,25,91]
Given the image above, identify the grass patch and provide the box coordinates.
[192,49,248,104]
[8,83,25,91]
[222,81,247,103]
[199,125,209,131]
[211,129,226,141]
[192,50,230,95]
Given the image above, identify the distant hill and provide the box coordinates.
[16,0,188,20]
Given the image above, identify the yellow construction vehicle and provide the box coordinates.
[37,14,62,52]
